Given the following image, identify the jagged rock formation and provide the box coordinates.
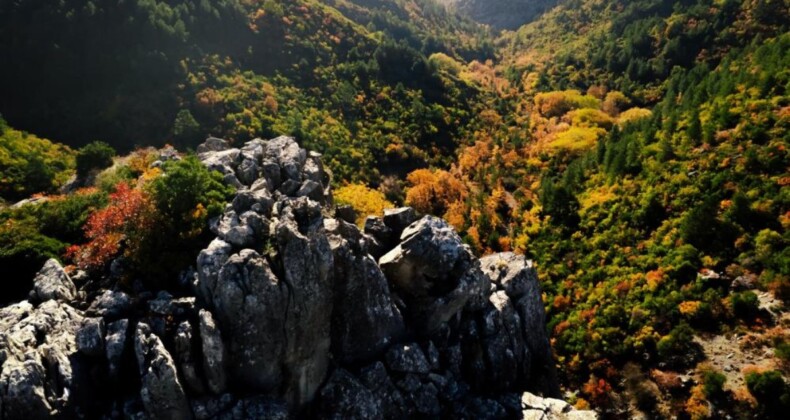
[0,136,596,419]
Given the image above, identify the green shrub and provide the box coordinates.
[0,219,65,304]
[0,189,107,301]
[731,291,759,320]
[95,165,135,192]
[35,191,108,242]
[0,124,75,200]
[150,155,233,224]
[76,141,115,177]
[745,370,790,412]
[131,156,234,286]
[702,369,726,398]
[774,341,790,362]
[657,323,696,365]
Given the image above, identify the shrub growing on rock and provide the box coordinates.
[141,156,233,284]
[0,219,65,303]
[149,156,232,227]
[76,141,115,177]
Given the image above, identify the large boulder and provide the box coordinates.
[460,290,530,393]
[379,216,488,334]
[0,300,89,418]
[316,369,383,420]
[173,320,205,394]
[273,198,334,407]
[385,343,431,374]
[86,289,134,319]
[199,248,287,391]
[521,391,599,419]
[196,137,230,154]
[264,136,307,185]
[105,319,129,380]
[382,207,419,236]
[195,239,234,310]
[196,197,333,408]
[198,309,228,395]
[76,317,105,357]
[30,259,76,302]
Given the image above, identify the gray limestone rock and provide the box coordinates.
[31,259,76,302]
[379,216,488,334]
[134,323,192,419]
[325,218,404,364]
[198,309,228,394]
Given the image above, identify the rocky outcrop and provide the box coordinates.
[134,323,193,419]
[0,298,89,418]
[521,392,598,419]
[325,217,404,364]
[379,216,488,334]
[196,137,335,408]
[30,258,76,303]
[478,252,561,395]
[0,136,589,419]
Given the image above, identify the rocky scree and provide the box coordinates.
[0,136,596,419]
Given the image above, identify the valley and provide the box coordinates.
[1,0,788,418]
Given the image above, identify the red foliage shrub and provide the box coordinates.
[66,182,156,271]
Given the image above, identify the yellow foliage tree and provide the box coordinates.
[618,108,653,125]
[534,90,600,118]
[334,183,393,226]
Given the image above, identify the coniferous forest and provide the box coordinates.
[1,1,789,418]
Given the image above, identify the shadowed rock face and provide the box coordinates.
[0,136,595,419]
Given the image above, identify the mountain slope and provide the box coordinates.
[0,0,493,185]
[438,0,559,30]
[399,0,790,415]
[501,0,790,100]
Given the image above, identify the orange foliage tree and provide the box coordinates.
[582,376,613,408]
[405,169,468,216]
[66,182,156,272]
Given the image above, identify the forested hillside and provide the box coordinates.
[0,0,492,183]
[437,0,559,29]
[399,0,790,416]
[1,0,789,418]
